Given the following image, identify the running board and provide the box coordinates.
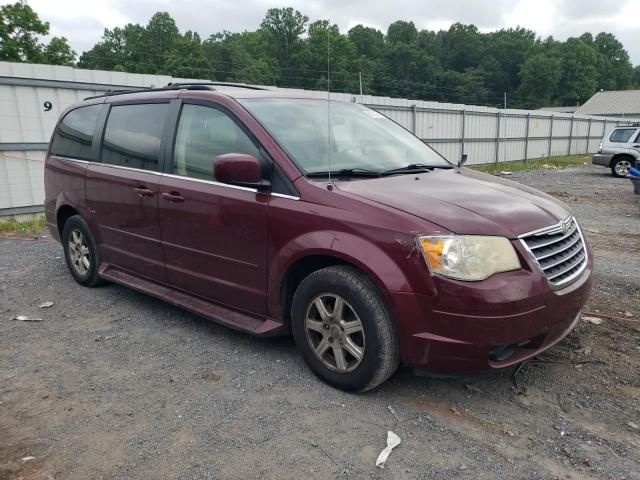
[99,265,287,337]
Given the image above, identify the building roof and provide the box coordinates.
[576,90,640,116]
[537,106,578,113]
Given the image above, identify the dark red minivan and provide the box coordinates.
[44,83,593,391]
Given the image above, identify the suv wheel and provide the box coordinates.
[291,266,400,392]
[611,157,634,178]
[62,215,103,287]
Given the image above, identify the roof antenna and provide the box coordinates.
[327,20,333,190]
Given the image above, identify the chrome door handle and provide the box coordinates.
[161,192,185,203]
[134,186,154,198]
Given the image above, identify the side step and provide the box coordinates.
[99,265,287,337]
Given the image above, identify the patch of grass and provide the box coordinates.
[472,155,590,174]
[0,215,47,235]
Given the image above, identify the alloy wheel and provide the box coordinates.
[304,294,366,373]
[68,229,90,275]
[615,160,632,176]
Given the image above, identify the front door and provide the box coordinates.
[86,102,170,282]
[158,102,269,315]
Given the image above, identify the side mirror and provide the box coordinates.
[214,153,263,188]
[458,154,468,167]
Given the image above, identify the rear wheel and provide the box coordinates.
[62,215,103,287]
[611,157,634,177]
[291,266,400,392]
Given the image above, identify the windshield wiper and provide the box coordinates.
[306,168,381,178]
[381,163,452,175]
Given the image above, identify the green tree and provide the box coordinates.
[0,2,75,64]
[0,2,48,61]
[260,7,308,82]
[558,38,598,105]
[347,25,384,58]
[386,21,417,45]
[42,36,76,65]
[516,52,562,108]
[633,65,640,88]
[592,32,633,91]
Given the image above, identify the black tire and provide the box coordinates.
[611,156,635,178]
[61,215,104,287]
[291,266,400,392]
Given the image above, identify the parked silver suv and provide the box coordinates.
[592,125,640,177]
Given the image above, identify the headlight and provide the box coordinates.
[418,235,521,281]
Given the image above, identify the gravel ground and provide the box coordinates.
[1,164,639,480]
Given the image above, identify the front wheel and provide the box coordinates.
[611,157,634,178]
[291,266,400,392]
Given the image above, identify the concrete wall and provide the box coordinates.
[1,61,638,216]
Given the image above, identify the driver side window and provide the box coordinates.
[173,104,260,180]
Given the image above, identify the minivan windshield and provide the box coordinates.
[239,98,451,175]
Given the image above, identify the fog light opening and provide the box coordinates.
[489,340,531,362]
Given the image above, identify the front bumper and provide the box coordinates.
[387,247,593,373]
[592,153,613,167]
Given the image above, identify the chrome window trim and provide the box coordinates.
[518,216,588,289]
[271,192,300,200]
[50,155,91,165]
[50,155,302,198]
[92,162,163,176]
[162,173,259,193]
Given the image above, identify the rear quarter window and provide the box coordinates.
[609,128,637,143]
[50,105,102,160]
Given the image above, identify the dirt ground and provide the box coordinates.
[1,163,639,480]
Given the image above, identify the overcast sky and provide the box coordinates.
[11,0,640,65]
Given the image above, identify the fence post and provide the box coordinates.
[495,111,501,164]
[548,115,554,158]
[567,115,574,155]
[523,113,531,163]
[586,117,592,154]
[411,104,417,135]
[461,109,466,159]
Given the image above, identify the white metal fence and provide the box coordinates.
[1,61,637,215]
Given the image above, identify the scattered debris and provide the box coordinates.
[582,316,603,325]
[311,442,337,465]
[375,431,401,468]
[201,372,221,381]
[94,335,116,342]
[465,384,483,394]
[628,421,639,431]
[504,430,515,437]
[38,301,54,309]
[574,346,592,355]
[22,456,36,462]
[624,311,634,318]
[450,406,462,416]
[13,315,43,322]
[387,405,401,422]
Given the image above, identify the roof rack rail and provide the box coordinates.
[83,81,267,101]
[165,81,267,91]
[84,87,150,101]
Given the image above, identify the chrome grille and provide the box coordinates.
[520,217,587,287]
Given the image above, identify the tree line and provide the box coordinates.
[2,3,639,108]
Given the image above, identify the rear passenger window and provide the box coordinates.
[609,129,636,143]
[50,105,101,160]
[101,103,169,171]
[173,104,260,180]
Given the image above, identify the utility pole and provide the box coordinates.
[359,72,363,97]
[503,91,507,110]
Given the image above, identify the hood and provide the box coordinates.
[336,168,570,238]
